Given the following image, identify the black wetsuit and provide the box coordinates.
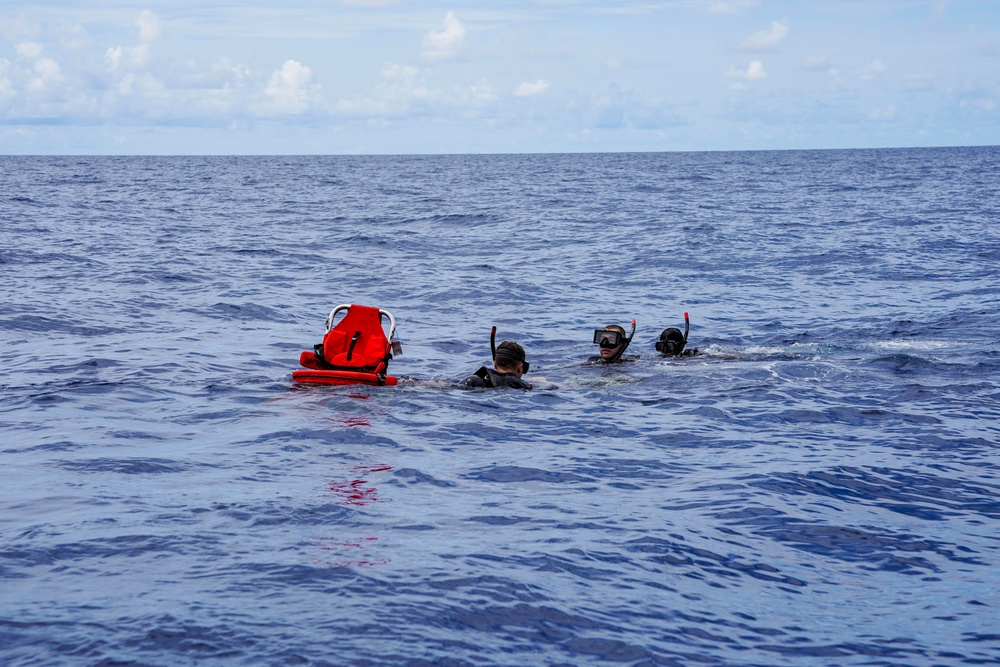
[663,349,699,358]
[585,355,639,364]
[460,367,532,390]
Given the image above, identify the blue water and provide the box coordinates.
[1,148,998,666]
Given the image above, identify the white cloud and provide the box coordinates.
[514,79,550,97]
[56,22,90,54]
[136,11,160,42]
[17,41,44,60]
[423,12,465,61]
[804,55,839,80]
[860,59,887,81]
[116,72,136,96]
[262,59,318,114]
[959,97,994,112]
[470,79,497,103]
[334,62,505,119]
[0,16,36,41]
[381,62,419,80]
[334,60,430,117]
[105,43,150,71]
[0,58,12,95]
[25,57,63,94]
[105,46,123,70]
[11,44,65,96]
[903,71,935,91]
[803,55,829,71]
[594,89,624,129]
[105,12,159,73]
[869,105,896,121]
[740,20,789,52]
[708,0,759,14]
[727,60,766,80]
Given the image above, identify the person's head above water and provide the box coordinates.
[655,327,686,356]
[656,313,697,357]
[460,332,532,390]
[594,325,627,361]
[494,340,529,377]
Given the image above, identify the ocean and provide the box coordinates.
[1,148,998,666]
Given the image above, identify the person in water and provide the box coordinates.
[587,322,638,364]
[461,340,532,390]
[656,313,698,357]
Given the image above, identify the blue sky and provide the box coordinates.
[1,1,997,154]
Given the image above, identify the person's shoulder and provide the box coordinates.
[492,371,532,390]
[458,367,531,390]
[658,349,699,359]
[510,376,532,390]
[459,367,491,388]
[585,355,639,365]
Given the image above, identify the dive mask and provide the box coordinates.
[593,329,624,348]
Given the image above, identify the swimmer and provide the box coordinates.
[656,313,699,357]
[587,320,637,364]
[460,328,532,390]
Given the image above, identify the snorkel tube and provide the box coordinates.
[655,313,691,356]
[605,319,636,363]
[490,326,497,360]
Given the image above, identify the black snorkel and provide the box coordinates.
[604,319,636,363]
[656,313,691,356]
[490,325,497,361]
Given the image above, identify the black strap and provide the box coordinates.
[475,366,495,388]
[346,331,361,361]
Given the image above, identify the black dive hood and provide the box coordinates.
[655,312,690,355]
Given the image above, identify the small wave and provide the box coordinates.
[0,314,121,337]
[467,465,596,484]
[871,339,952,352]
[744,344,815,356]
[55,457,191,475]
[186,302,287,322]
[868,353,936,373]
[746,466,1000,523]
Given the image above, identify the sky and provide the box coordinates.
[1,0,998,154]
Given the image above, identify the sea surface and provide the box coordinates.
[1,148,998,667]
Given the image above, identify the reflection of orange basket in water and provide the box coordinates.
[293,304,401,386]
[315,537,388,568]
[328,464,393,506]
[316,464,393,567]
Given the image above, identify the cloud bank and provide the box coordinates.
[0,2,996,153]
